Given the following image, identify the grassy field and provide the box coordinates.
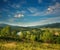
[0,41,60,50]
[0,26,60,50]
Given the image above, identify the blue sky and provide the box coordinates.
[0,0,60,27]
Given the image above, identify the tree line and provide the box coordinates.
[0,26,60,43]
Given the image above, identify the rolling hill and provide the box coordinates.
[30,23,60,28]
[0,23,60,28]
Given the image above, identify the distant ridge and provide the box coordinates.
[33,23,60,28]
[0,23,60,28]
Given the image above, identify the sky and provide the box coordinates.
[0,0,60,27]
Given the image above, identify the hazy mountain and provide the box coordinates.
[33,23,60,28]
[0,23,60,28]
[0,23,33,31]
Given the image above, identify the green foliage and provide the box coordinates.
[52,35,60,43]
[0,26,60,44]
[40,30,53,43]
[11,31,17,37]
[30,35,36,41]
[1,26,11,36]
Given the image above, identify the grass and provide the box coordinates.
[0,40,60,50]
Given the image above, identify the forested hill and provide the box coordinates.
[0,23,60,28]
[0,23,33,31]
[31,23,60,28]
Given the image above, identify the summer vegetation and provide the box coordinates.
[0,26,60,50]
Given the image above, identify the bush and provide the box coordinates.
[40,30,53,43]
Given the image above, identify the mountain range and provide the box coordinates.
[0,23,60,28]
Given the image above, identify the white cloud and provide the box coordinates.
[47,7,53,12]
[28,2,60,16]
[39,17,60,24]
[28,7,38,13]
[16,4,20,8]
[2,8,9,12]
[38,0,42,4]
[12,4,20,8]
[26,17,60,26]
[8,18,15,22]
[20,0,26,4]
[14,13,24,18]
[53,0,56,2]
[47,2,60,13]
[21,11,27,14]
[1,16,60,27]
[8,3,21,9]
[6,2,60,17]
[13,17,60,27]
[8,15,11,17]
[3,0,7,2]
